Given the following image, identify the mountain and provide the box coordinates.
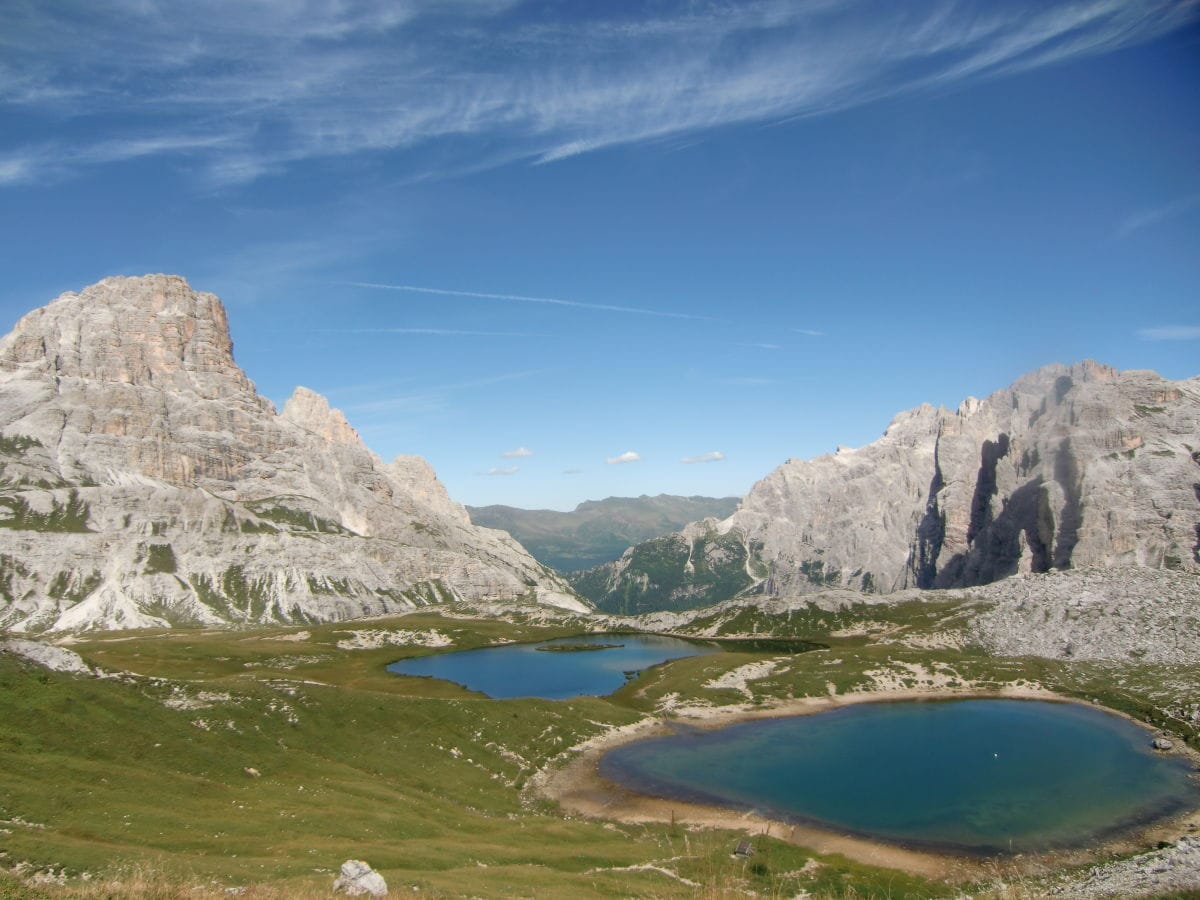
[574,361,1200,615]
[466,494,740,571]
[0,274,585,631]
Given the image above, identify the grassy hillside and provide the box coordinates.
[467,494,739,572]
[1,596,1197,897]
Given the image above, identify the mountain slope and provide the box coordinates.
[0,274,584,631]
[575,361,1199,614]
[466,494,740,571]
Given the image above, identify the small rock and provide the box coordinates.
[243,767,261,778]
[1152,738,1175,751]
[333,859,388,897]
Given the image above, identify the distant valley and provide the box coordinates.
[466,494,739,572]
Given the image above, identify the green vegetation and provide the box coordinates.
[47,570,102,605]
[467,494,740,572]
[534,642,623,652]
[571,527,765,615]
[241,498,351,536]
[142,543,177,575]
[1,594,1196,898]
[0,491,91,533]
[1134,404,1166,416]
[0,614,960,898]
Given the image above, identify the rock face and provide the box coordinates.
[0,275,585,631]
[576,362,1199,612]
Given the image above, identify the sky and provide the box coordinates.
[1,1,1198,511]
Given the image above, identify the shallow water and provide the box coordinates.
[387,633,714,699]
[600,699,1199,854]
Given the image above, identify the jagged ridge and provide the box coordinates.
[573,361,1200,613]
[0,275,585,631]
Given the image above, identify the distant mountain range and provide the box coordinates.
[573,361,1199,615]
[467,495,740,572]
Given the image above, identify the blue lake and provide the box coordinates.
[600,699,1199,854]
[386,633,715,699]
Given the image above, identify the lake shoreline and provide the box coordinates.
[532,686,1200,882]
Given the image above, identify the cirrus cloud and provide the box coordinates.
[502,446,534,458]
[485,466,520,476]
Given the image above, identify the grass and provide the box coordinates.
[1,598,1195,897]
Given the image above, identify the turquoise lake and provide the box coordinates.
[599,699,1199,854]
[386,633,715,699]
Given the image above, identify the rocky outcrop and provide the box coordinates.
[0,275,585,631]
[966,567,1200,665]
[576,362,1199,612]
[332,860,388,897]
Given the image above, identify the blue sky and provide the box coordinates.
[1,1,1198,510]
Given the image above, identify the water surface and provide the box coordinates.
[387,633,714,699]
[600,699,1198,854]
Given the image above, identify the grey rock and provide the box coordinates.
[1153,737,1175,751]
[585,361,1199,611]
[0,275,586,632]
[332,859,387,896]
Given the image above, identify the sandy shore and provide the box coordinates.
[532,686,1200,882]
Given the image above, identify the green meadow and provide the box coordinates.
[1,601,1196,898]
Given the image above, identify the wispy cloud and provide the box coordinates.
[713,376,774,386]
[345,369,543,414]
[736,342,780,350]
[3,1,1194,187]
[1137,325,1200,341]
[606,450,641,465]
[502,446,533,458]
[1116,194,1200,239]
[343,281,713,321]
[681,451,726,464]
[562,467,583,475]
[319,327,551,337]
[794,328,825,337]
[485,466,520,476]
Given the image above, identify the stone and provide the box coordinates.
[1153,738,1175,751]
[332,859,388,897]
[0,275,587,632]
[576,361,1199,612]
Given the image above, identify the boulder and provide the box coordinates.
[332,859,387,896]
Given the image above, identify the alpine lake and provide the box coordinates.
[390,635,1200,858]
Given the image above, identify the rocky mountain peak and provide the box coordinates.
[0,275,586,630]
[281,386,363,447]
[0,274,259,404]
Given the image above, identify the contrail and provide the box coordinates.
[341,281,715,321]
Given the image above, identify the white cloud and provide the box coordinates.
[681,451,726,464]
[605,450,641,465]
[3,1,1194,187]
[1137,325,1200,341]
[794,328,825,337]
[562,467,583,475]
[485,466,520,476]
[502,446,533,458]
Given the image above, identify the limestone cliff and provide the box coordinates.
[0,275,586,631]
[574,362,1199,612]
